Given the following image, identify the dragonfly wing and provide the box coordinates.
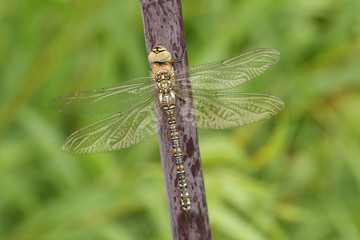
[187,92,284,129]
[174,49,280,90]
[48,77,154,115]
[62,97,157,154]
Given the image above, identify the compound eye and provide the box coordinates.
[148,46,172,63]
[156,51,172,62]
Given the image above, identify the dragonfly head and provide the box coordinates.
[148,46,172,63]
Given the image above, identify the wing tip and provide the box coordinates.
[272,95,285,111]
[61,145,91,154]
[253,48,280,54]
[61,144,73,154]
[252,48,281,63]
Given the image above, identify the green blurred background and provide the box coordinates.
[1,0,360,239]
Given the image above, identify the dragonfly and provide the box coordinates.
[48,46,284,222]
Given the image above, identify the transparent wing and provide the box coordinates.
[174,48,280,90]
[48,77,154,114]
[62,97,157,154]
[178,91,284,129]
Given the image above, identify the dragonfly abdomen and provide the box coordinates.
[161,95,191,217]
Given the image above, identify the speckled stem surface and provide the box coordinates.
[140,0,211,239]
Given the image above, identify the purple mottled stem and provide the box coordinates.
[140,0,212,239]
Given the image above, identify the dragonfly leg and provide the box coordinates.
[170,43,188,63]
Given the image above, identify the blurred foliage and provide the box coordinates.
[1,0,360,239]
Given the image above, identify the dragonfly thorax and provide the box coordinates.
[157,77,172,92]
[152,62,175,90]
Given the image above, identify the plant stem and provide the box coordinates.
[140,0,212,239]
